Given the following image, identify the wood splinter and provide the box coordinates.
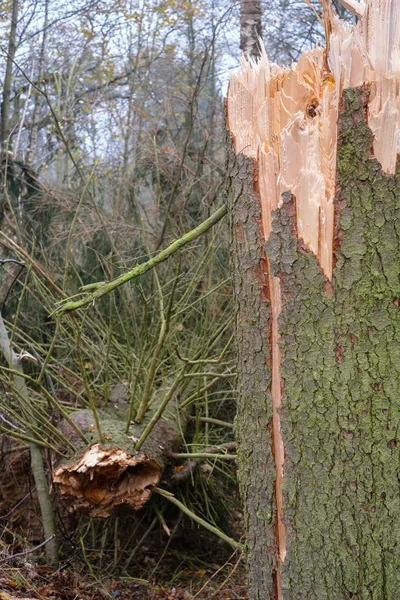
[54,444,160,517]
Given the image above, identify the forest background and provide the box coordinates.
[0,0,352,598]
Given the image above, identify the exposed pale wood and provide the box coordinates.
[54,383,191,517]
[227,48,336,280]
[329,0,400,174]
[336,0,365,16]
[54,444,160,517]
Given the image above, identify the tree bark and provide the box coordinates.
[227,1,400,598]
[1,0,19,151]
[0,313,58,564]
[26,0,49,165]
[239,0,262,59]
[226,144,276,597]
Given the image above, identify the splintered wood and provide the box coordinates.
[54,444,160,517]
[227,0,400,593]
[228,0,400,281]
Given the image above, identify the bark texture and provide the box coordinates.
[239,0,262,60]
[226,144,276,598]
[228,86,400,599]
[1,0,19,150]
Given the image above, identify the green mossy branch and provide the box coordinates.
[51,204,227,317]
[154,487,242,550]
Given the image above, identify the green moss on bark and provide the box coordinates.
[267,86,400,599]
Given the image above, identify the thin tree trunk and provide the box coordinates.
[1,0,19,151]
[0,314,58,564]
[239,0,262,59]
[227,1,400,598]
[27,0,49,165]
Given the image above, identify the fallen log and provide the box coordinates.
[54,386,188,518]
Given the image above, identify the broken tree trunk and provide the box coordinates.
[227,0,400,598]
[54,383,189,518]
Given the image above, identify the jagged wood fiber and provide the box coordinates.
[55,390,188,517]
[228,86,400,599]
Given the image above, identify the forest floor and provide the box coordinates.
[0,558,247,600]
[1,443,246,599]
[0,493,247,599]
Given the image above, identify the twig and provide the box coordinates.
[154,487,241,550]
[63,163,98,291]
[192,547,241,599]
[179,376,224,410]
[209,552,243,599]
[172,453,237,460]
[183,371,236,379]
[0,230,64,296]
[76,318,104,444]
[80,535,95,577]
[0,487,35,520]
[0,424,61,452]
[0,443,28,456]
[0,258,25,266]
[170,443,237,482]
[135,255,180,422]
[134,368,186,451]
[0,365,89,444]
[0,534,55,564]
[51,204,227,316]
[173,277,231,318]
[188,416,234,429]
[0,313,58,563]
[1,262,25,315]
[124,516,158,570]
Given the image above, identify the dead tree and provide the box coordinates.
[54,386,190,518]
[227,0,400,597]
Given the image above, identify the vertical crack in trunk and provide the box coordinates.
[257,173,286,596]
[269,274,285,597]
